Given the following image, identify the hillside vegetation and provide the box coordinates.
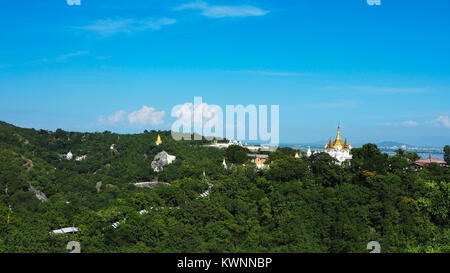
[0,121,448,253]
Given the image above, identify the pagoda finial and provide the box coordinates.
[333,124,344,147]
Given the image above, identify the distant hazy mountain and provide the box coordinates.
[377,141,409,147]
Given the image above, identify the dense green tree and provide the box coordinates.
[308,152,344,186]
[444,145,450,165]
[225,145,249,164]
[268,147,297,162]
[267,158,310,182]
[351,144,388,176]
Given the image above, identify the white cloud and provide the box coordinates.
[66,0,81,6]
[56,51,89,62]
[108,110,126,124]
[173,102,220,125]
[433,116,450,128]
[403,120,419,127]
[376,122,399,127]
[80,17,176,36]
[172,101,222,134]
[378,116,450,129]
[175,1,269,18]
[128,106,166,126]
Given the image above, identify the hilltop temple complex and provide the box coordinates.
[307,125,353,164]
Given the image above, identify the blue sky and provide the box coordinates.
[0,0,449,146]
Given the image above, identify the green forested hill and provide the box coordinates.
[0,122,448,253]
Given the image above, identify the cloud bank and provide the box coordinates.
[175,1,269,18]
[128,106,166,126]
[100,106,166,127]
[80,17,176,36]
[378,116,450,129]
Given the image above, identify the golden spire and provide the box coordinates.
[343,138,350,150]
[327,137,333,149]
[156,134,162,145]
[332,125,344,147]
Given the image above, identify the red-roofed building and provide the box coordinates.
[412,154,447,170]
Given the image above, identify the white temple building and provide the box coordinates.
[307,125,352,164]
[207,139,243,149]
[60,151,73,160]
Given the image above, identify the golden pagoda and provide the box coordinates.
[319,124,353,164]
[332,125,344,148]
[326,125,351,150]
[155,134,162,146]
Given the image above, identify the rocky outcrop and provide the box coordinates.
[95,181,102,193]
[151,151,176,172]
[29,186,49,202]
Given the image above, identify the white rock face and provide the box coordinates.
[95,181,102,193]
[151,151,176,172]
[75,155,87,161]
[29,186,49,202]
